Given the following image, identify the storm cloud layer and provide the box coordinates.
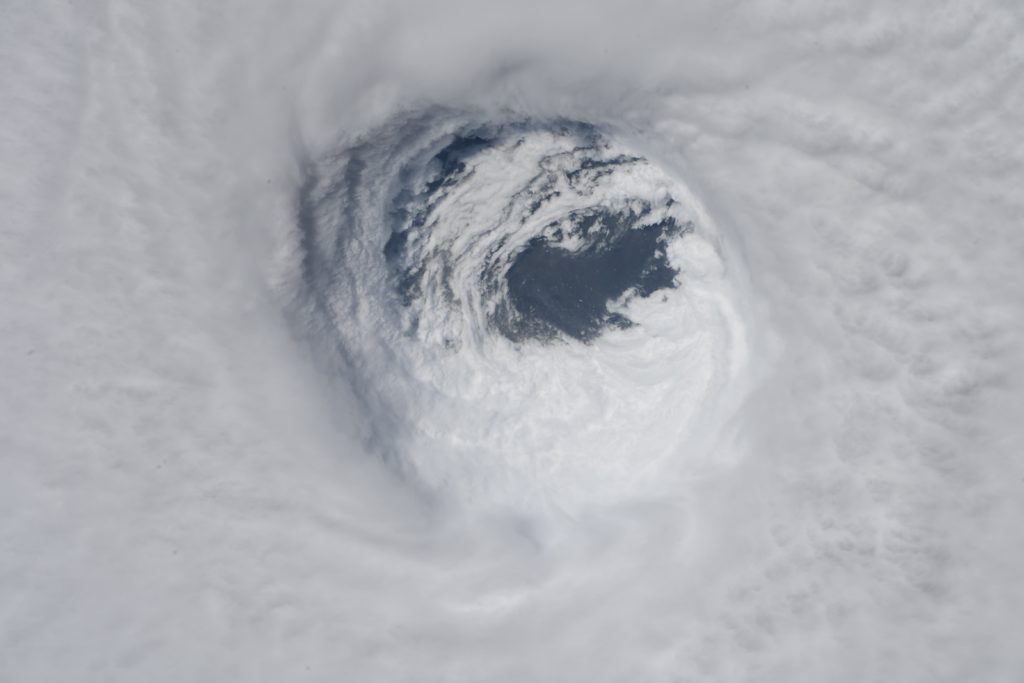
[3,1,1024,681]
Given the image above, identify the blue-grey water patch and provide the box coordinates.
[501,209,684,342]
[382,123,688,344]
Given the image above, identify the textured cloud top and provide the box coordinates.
[2,1,1023,681]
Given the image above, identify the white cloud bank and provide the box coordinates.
[2,0,1023,681]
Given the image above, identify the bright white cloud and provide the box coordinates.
[2,1,1023,681]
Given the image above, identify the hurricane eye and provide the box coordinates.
[296,113,747,510]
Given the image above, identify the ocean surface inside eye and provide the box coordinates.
[502,209,685,342]
[381,128,692,345]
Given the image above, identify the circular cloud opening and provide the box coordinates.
[296,112,750,511]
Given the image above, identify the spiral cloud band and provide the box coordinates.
[4,1,1024,680]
